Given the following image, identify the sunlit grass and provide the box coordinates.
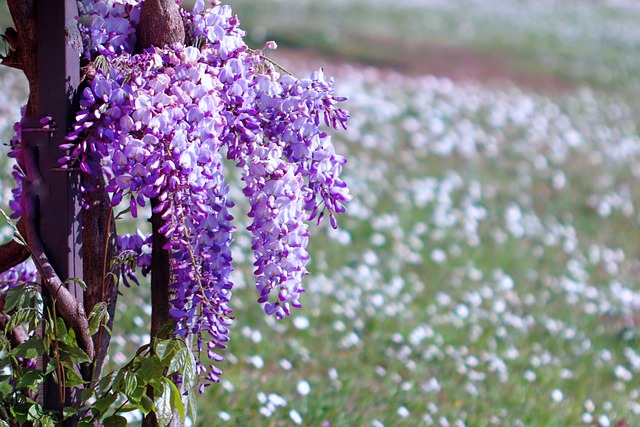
[169,63,640,425]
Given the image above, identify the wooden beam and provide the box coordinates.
[22,0,83,422]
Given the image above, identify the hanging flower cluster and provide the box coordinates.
[44,0,349,385]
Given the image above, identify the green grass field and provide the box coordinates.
[4,0,640,425]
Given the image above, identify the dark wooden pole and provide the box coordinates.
[35,0,82,280]
[21,0,83,423]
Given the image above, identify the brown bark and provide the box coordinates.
[19,156,94,360]
[0,311,28,348]
[137,0,185,53]
[5,0,37,111]
[149,197,172,339]
[23,224,95,361]
[142,197,183,427]
[81,172,119,380]
[138,2,185,426]
[0,223,30,273]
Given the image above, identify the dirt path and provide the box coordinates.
[269,41,575,93]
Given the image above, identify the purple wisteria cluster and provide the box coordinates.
[52,0,349,383]
[0,260,37,296]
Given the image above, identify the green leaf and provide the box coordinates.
[129,381,146,403]
[154,339,178,362]
[11,339,45,359]
[26,402,43,421]
[115,404,141,413]
[93,392,118,413]
[64,367,88,387]
[139,394,154,415]
[4,284,27,312]
[103,415,128,427]
[186,389,197,426]
[0,207,26,246]
[45,359,57,375]
[63,406,78,420]
[87,302,109,336]
[139,355,164,380]
[182,346,197,389]
[39,414,56,427]
[168,379,185,422]
[78,421,94,427]
[11,401,31,424]
[122,370,138,396]
[5,284,40,314]
[63,277,87,290]
[99,370,116,391]
[42,318,53,352]
[6,308,41,336]
[154,379,173,427]
[112,369,126,393]
[15,369,44,389]
[58,341,91,364]
[80,387,96,403]
[168,347,187,375]
[56,317,69,341]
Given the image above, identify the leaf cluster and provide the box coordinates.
[78,336,197,427]
[0,281,195,426]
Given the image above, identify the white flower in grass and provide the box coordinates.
[397,406,410,418]
[279,359,293,370]
[455,304,469,319]
[290,409,303,425]
[584,399,595,412]
[268,393,287,407]
[297,380,311,396]
[614,365,632,382]
[248,355,264,369]
[259,407,272,417]
[430,248,447,264]
[328,368,339,380]
[551,388,563,403]
[523,370,536,382]
[293,316,310,330]
[597,415,610,427]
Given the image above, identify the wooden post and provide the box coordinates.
[21,0,83,422]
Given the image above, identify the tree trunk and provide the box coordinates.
[138,2,185,425]
[81,171,119,381]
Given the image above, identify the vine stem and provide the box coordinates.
[48,303,66,422]
[249,47,298,77]
[88,204,114,385]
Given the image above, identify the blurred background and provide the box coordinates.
[4,0,640,425]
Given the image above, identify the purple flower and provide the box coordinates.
[0,260,38,295]
[55,0,351,387]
